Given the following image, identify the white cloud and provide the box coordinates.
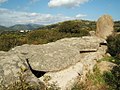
[30,0,40,4]
[0,8,87,26]
[48,0,89,8]
[0,8,12,14]
[0,0,7,4]
[76,14,87,18]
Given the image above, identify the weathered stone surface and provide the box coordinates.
[89,31,96,36]
[39,50,102,90]
[0,36,108,90]
[0,51,42,89]
[96,15,114,39]
[97,61,117,74]
[10,36,106,72]
[1,14,114,89]
[40,62,84,90]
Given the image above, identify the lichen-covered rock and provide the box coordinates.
[10,36,106,72]
[96,15,114,39]
[0,36,107,90]
[0,51,43,89]
[39,50,101,90]
[1,14,114,89]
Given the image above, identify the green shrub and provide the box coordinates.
[58,21,80,33]
[99,56,119,64]
[0,20,91,51]
[107,34,120,63]
[71,81,85,90]
[58,20,89,35]
[103,65,120,90]
[0,34,26,51]
[71,65,109,90]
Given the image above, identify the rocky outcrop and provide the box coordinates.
[96,15,114,39]
[0,36,107,90]
[0,51,42,89]
[10,36,106,72]
[97,61,117,74]
[1,14,116,90]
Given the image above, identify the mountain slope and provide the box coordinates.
[0,25,9,31]
[9,24,43,30]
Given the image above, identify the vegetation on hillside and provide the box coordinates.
[72,57,120,90]
[71,65,109,90]
[9,24,42,31]
[71,33,120,90]
[0,20,119,32]
[0,31,27,51]
[0,20,92,51]
[0,25,12,33]
[0,20,120,51]
[0,20,120,90]
[114,21,120,32]
[107,34,120,60]
[0,24,42,32]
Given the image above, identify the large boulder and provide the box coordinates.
[10,36,106,72]
[0,36,107,90]
[96,15,114,39]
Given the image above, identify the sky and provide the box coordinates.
[0,0,120,26]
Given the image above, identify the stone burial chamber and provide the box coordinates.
[0,14,114,90]
[0,36,107,90]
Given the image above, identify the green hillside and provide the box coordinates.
[0,20,120,51]
[0,25,12,33]
[9,24,43,30]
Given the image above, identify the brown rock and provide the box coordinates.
[97,61,116,74]
[96,15,114,39]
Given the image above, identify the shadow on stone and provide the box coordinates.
[26,59,46,78]
[80,50,96,53]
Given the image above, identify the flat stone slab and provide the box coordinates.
[10,36,106,72]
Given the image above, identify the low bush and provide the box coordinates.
[107,34,120,61]
[58,20,89,35]
[0,34,27,51]
[103,65,120,90]
[71,65,109,90]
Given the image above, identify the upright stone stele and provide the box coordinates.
[96,15,114,39]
